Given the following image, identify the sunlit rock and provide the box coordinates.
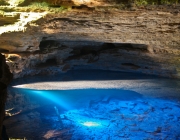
[0,2,180,79]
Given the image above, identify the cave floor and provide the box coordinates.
[4,70,180,140]
[4,93,180,140]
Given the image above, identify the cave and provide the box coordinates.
[4,70,180,139]
[0,0,180,140]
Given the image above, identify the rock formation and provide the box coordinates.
[0,53,13,140]
[0,2,180,139]
[0,6,180,79]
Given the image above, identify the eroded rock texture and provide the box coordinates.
[0,54,13,140]
[0,8,180,78]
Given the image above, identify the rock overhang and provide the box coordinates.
[0,7,179,79]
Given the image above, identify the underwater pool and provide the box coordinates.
[4,70,180,140]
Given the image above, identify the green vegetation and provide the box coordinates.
[135,0,148,6]
[27,2,69,12]
[0,0,7,5]
[135,0,179,6]
[28,2,49,10]
[0,0,179,13]
[160,0,179,4]
[0,10,4,15]
[0,1,69,13]
[11,0,25,6]
[0,0,25,6]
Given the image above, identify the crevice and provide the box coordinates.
[0,49,9,53]
[39,40,68,53]
[66,42,149,62]
[121,63,141,70]
[36,58,57,68]
[115,43,149,52]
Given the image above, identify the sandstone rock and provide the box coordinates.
[0,7,180,79]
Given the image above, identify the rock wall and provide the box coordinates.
[0,54,13,140]
[4,40,180,79]
[0,8,180,79]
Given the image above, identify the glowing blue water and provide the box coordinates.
[5,70,180,139]
[7,88,180,140]
[21,89,143,110]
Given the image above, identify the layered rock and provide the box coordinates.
[0,54,13,140]
[0,7,180,78]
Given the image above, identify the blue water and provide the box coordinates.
[21,89,143,110]
[5,70,180,140]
